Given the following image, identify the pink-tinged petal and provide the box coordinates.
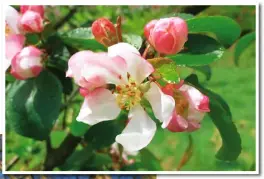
[186,121,201,132]
[5,6,20,34]
[144,82,175,128]
[19,11,43,33]
[67,51,127,90]
[198,95,210,112]
[179,84,205,111]
[20,5,45,18]
[144,19,158,42]
[115,105,156,152]
[76,88,120,125]
[10,46,43,80]
[79,87,90,97]
[108,43,154,84]
[187,107,206,123]
[5,34,25,68]
[10,68,26,80]
[166,111,188,132]
[81,54,128,87]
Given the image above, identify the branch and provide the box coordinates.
[43,133,82,170]
[54,7,78,30]
[183,6,210,15]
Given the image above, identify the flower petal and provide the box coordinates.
[108,43,154,84]
[77,88,120,125]
[144,82,175,128]
[180,84,209,112]
[5,5,20,34]
[67,51,127,90]
[166,110,188,132]
[5,34,25,70]
[115,105,156,152]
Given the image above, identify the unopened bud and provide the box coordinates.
[91,18,118,47]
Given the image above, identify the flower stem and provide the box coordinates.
[116,16,123,42]
[176,134,194,171]
[142,44,151,59]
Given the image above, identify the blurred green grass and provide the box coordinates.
[6,5,256,171]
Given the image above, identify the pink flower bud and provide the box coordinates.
[91,18,118,47]
[20,5,45,18]
[79,87,90,97]
[144,17,188,55]
[19,11,44,33]
[11,46,44,80]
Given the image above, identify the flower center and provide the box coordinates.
[5,23,12,36]
[116,80,143,110]
[173,90,189,118]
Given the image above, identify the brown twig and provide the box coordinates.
[43,133,82,171]
[142,44,151,59]
[116,16,123,42]
[6,155,20,171]
[54,7,78,30]
[176,134,194,171]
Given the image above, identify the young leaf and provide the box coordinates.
[169,34,224,66]
[234,32,256,66]
[60,27,106,51]
[148,57,180,84]
[6,70,62,140]
[186,16,241,47]
[185,74,242,161]
[122,34,143,50]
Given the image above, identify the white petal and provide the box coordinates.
[115,105,156,152]
[108,43,154,84]
[5,6,20,34]
[144,82,175,128]
[77,88,121,125]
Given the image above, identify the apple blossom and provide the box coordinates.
[67,43,175,152]
[19,10,44,33]
[5,6,25,70]
[91,18,118,47]
[162,83,210,132]
[144,17,188,55]
[20,5,45,18]
[10,46,45,80]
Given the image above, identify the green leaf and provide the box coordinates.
[50,131,67,148]
[148,58,180,83]
[191,65,212,81]
[140,148,162,170]
[6,70,62,140]
[234,32,256,66]
[89,153,112,168]
[59,145,94,171]
[60,27,106,51]
[70,119,90,137]
[45,34,71,71]
[48,67,73,95]
[25,33,39,45]
[122,34,143,50]
[84,120,123,150]
[186,16,241,47]
[168,34,224,66]
[185,74,242,161]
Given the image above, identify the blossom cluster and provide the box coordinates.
[5,7,210,154]
[5,5,45,79]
